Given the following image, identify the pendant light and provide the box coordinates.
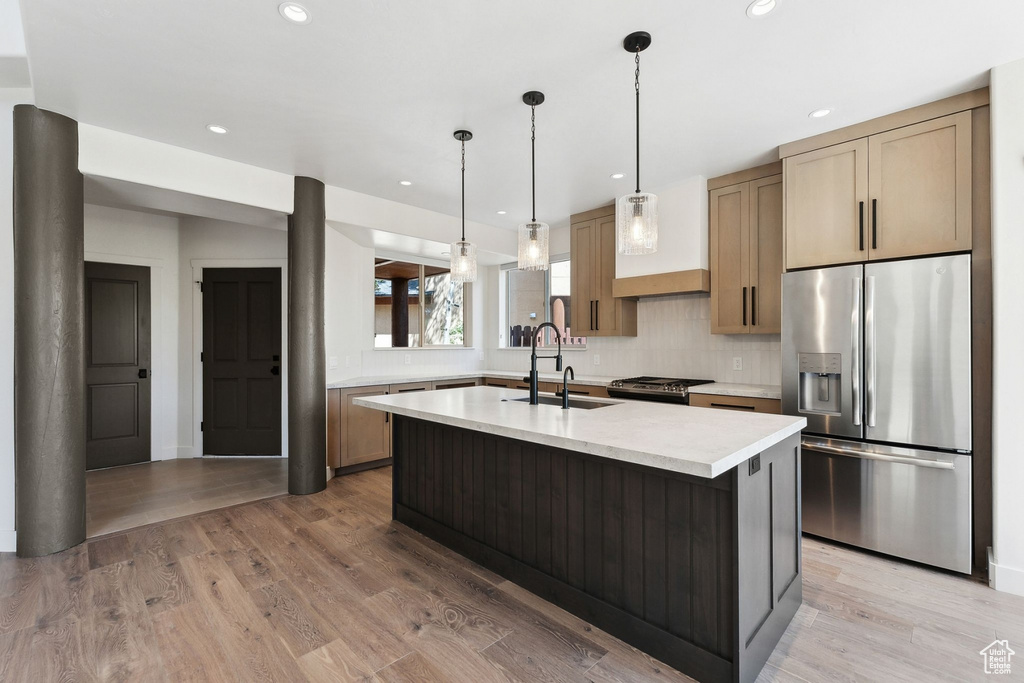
[617,31,658,255]
[518,91,550,271]
[450,129,477,283]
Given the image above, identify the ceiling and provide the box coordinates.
[20,0,1024,231]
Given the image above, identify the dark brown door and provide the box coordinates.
[85,262,151,470]
[203,268,282,455]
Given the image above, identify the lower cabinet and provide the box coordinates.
[328,385,392,470]
[689,393,781,414]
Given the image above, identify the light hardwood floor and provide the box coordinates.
[86,458,289,538]
[2,465,1021,682]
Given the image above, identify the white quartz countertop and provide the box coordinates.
[327,370,619,390]
[355,386,805,479]
[689,383,782,400]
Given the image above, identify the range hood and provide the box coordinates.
[612,268,710,299]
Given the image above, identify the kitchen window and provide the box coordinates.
[503,257,585,348]
[374,259,467,348]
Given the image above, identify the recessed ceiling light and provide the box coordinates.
[809,108,832,119]
[746,0,777,17]
[399,180,412,186]
[278,2,311,24]
[610,173,625,179]
[206,124,228,134]
[496,210,507,215]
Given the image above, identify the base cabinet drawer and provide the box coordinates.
[689,393,781,414]
[432,379,480,390]
[555,383,610,399]
[481,377,511,388]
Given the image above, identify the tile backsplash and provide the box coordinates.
[360,348,484,377]
[486,293,781,385]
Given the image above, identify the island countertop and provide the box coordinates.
[355,385,805,479]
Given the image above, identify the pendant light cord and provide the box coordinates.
[461,139,466,242]
[635,50,641,194]
[531,105,537,222]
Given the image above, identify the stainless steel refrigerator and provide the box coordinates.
[782,254,972,573]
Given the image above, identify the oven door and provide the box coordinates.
[801,436,972,574]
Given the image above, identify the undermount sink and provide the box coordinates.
[502,395,620,410]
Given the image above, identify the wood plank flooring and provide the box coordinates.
[86,458,289,538]
[2,465,1022,681]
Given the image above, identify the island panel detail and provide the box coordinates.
[391,415,801,683]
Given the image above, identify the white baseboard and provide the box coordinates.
[177,447,199,459]
[0,529,16,553]
[989,549,1024,597]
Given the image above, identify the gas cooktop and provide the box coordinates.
[606,376,715,404]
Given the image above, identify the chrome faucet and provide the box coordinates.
[529,322,562,405]
[561,366,575,410]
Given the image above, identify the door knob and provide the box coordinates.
[271,366,280,375]
[138,369,148,379]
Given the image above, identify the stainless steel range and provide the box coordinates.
[607,376,714,404]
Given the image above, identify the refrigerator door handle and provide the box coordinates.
[865,275,877,428]
[802,439,956,470]
[851,277,862,426]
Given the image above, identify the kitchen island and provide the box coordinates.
[355,386,806,683]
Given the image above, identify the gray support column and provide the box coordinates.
[13,105,85,557]
[288,177,327,495]
[391,277,409,347]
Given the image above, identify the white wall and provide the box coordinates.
[615,175,709,279]
[84,204,180,462]
[0,88,33,552]
[989,58,1024,596]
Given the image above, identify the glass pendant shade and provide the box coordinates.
[517,221,550,271]
[450,239,477,283]
[616,191,658,255]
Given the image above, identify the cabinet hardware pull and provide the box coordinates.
[859,201,865,251]
[711,402,756,411]
[872,198,878,250]
[590,300,595,331]
[595,301,599,331]
[751,286,757,327]
[742,287,747,326]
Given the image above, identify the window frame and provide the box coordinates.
[500,253,585,350]
[374,257,472,349]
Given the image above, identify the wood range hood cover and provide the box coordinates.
[612,268,710,299]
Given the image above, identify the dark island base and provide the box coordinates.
[391,415,802,683]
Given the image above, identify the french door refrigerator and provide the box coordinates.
[782,254,972,573]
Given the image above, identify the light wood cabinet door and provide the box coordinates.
[570,219,597,334]
[785,139,869,270]
[594,215,619,336]
[570,211,637,338]
[340,385,390,467]
[711,182,750,334]
[750,175,783,334]
[868,111,972,260]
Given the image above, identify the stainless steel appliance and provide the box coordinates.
[607,376,714,404]
[782,254,972,573]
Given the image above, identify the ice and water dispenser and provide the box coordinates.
[797,353,842,415]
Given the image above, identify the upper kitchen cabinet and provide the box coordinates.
[784,139,869,269]
[867,111,972,260]
[784,109,973,270]
[570,205,637,337]
[709,164,783,334]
